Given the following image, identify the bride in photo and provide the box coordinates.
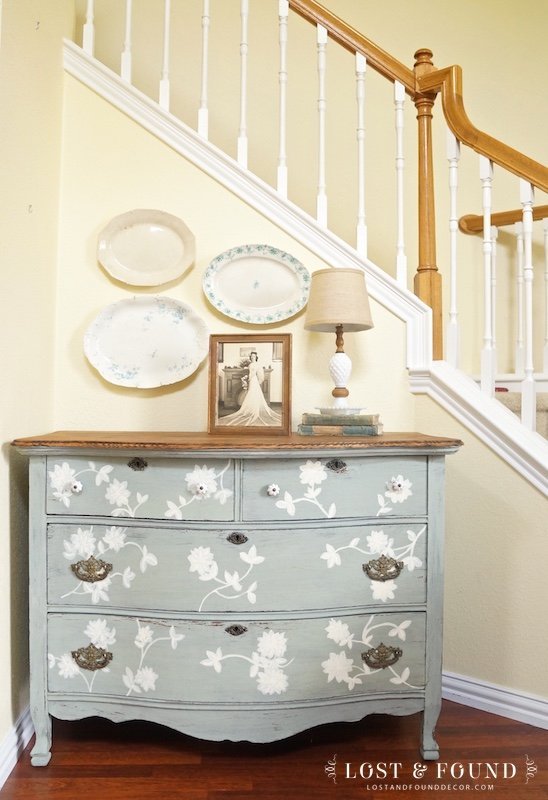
[219,351,282,427]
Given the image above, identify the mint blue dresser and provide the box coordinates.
[13,430,461,765]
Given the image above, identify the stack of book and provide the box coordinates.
[297,411,383,436]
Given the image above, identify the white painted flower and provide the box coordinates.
[214,488,233,505]
[139,545,158,573]
[185,466,218,499]
[249,651,262,678]
[388,620,412,641]
[239,545,264,566]
[58,653,80,679]
[325,619,354,649]
[403,555,422,571]
[201,647,223,673]
[83,576,111,604]
[169,626,185,649]
[299,460,328,487]
[223,570,242,591]
[275,491,296,516]
[63,527,96,560]
[320,543,342,568]
[84,618,116,649]
[135,625,154,649]
[49,462,76,493]
[385,475,413,503]
[257,630,287,659]
[165,501,183,520]
[105,479,131,507]
[390,666,410,686]
[322,651,354,684]
[135,666,158,692]
[366,530,389,554]
[370,579,397,602]
[94,464,113,485]
[102,526,127,552]
[122,566,135,588]
[188,546,218,579]
[347,674,363,690]
[257,666,289,695]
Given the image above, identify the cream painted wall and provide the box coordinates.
[0,0,73,744]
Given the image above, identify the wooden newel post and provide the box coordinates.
[413,48,443,360]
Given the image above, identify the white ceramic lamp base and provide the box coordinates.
[329,351,352,408]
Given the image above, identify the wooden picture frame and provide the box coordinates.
[208,334,291,435]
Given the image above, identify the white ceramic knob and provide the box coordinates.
[267,484,280,497]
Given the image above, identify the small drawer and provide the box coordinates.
[242,455,427,521]
[47,611,425,703]
[46,456,235,521]
[47,521,427,613]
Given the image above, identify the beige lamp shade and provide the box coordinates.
[304,268,374,332]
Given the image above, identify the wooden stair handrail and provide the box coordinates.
[459,204,548,234]
[418,66,548,193]
[288,0,415,93]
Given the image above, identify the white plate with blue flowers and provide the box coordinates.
[84,296,209,388]
[203,244,310,324]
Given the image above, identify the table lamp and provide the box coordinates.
[304,267,373,408]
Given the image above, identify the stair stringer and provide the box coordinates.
[64,41,548,496]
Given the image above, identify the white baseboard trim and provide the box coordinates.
[0,705,33,790]
[442,671,548,730]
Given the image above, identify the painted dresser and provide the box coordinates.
[13,430,461,765]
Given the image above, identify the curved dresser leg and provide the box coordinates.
[420,706,440,760]
[30,713,52,766]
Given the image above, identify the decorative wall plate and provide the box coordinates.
[203,244,310,324]
[84,296,209,388]
[97,209,195,286]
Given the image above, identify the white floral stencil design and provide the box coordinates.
[376,474,413,517]
[60,525,158,604]
[320,525,425,603]
[275,460,336,518]
[48,618,185,695]
[48,460,148,517]
[188,544,264,611]
[201,629,293,695]
[321,616,420,690]
[165,462,233,519]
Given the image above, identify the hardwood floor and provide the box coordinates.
[2,702,547,799]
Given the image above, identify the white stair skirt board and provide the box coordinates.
[63,41,548,496]
[443,672,548,730]
[0,706,33,790]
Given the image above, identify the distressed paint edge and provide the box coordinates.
[0,706,33,790]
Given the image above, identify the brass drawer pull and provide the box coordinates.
[70,555,113,583]
[127,457,148,471]
[226,532,248,545]
[363,554,404,582]
[71,643,113,671]
[225,624,248,637]
[325,458,347,473]
[362,643,402,670]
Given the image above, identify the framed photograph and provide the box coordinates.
[208,334,291,436]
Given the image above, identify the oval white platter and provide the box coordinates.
[97,209,196,286]
[84,296,209,388]
[203,244,310,324]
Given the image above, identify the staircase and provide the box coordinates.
[68,0,548,493]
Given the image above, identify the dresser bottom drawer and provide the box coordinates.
[47,611,425,703]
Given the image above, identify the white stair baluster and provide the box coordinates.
[355,53,367,256]
[159,0,171,111]
[490,224,499,381]
[277,0,289,196]
[480,156,495,397]
[543,218,548,374]
[520,179,536,430]
[394,81,406,285]
[514,221,525,376]
[121,0,132,83]
[198,0,210,138]
[446,130,460,367]
[83,0,95,56]
[237,0,249,168]
[316,24,328,226]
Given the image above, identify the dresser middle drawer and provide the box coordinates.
[48,521,427,613]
